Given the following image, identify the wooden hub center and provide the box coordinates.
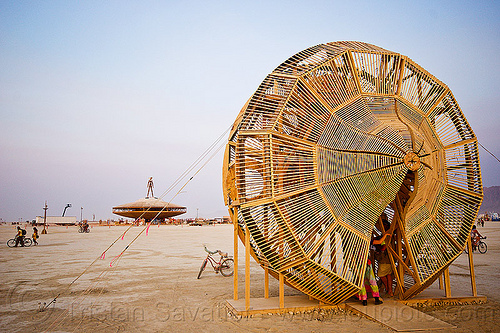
[403,152,421,171]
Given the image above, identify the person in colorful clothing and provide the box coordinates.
[470,225,482,251]
[358,258,383,306]
[32,226,39,245]
[14,226,25,247]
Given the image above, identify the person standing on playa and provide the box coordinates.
[32,226,39,245]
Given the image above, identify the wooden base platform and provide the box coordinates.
[346,299,456,331]
[399,288,487,306]
[226,291,486,331]
[225,295,340,316]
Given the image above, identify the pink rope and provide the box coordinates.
[100,252,106,260]
[109,253,121,267]
[146,222,151,236]
[110,244,129,267]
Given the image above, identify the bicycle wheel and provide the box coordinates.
[478,242,487,254]
[197,259,208,279]
[23,238,32,247]
[7,239,16,248]
[220,258,234,277]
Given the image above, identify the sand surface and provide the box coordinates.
[0,222,499,332]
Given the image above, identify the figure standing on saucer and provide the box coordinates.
[147,177,154,198]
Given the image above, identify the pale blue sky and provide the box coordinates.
[1,1,499,221]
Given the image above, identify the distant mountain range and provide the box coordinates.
[480,186,500,213]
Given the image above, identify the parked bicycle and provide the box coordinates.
[465,236,487,254]
[7,236,32,247]
[197,245,234,279]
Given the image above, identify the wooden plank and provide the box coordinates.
[395,57,406,95]
[425,87,449,116]
[245,226,250,311]
[447,184,483,199]
[402,294,487,306]
[430,217,463,251]
[345,50,362,94]
[278,257,309,272]
[234,219,238,300]
[443,267,451,297]
[279,273,285,308]
[400,287,486,305]
[395,195,421,284]
[264,267,269,298]
[226,295,340,317]
[467,237,478,297]
[443,137,477,151]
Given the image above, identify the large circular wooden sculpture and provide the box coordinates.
[223,41,483,304]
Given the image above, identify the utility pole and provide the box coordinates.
[42,201,48,234]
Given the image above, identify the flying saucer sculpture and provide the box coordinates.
[223,41,482,304]
[113,178,186,221]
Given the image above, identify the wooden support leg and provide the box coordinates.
[233,221,238,300]
[443,267,451,297]
[264,267,269,298]
[467,237,478,297]
[279,273,285,309]
[396,227,405,297]
[245,226,250,311]
[439,273,443,290]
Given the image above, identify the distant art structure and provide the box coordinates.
[223,41,483,304]
[113,178,186,222]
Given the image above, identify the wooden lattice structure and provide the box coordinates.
[223,41,483,305]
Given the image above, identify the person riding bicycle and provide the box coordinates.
[470,225,482,250]
[82,220,89,232]
[15,226,26,247]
